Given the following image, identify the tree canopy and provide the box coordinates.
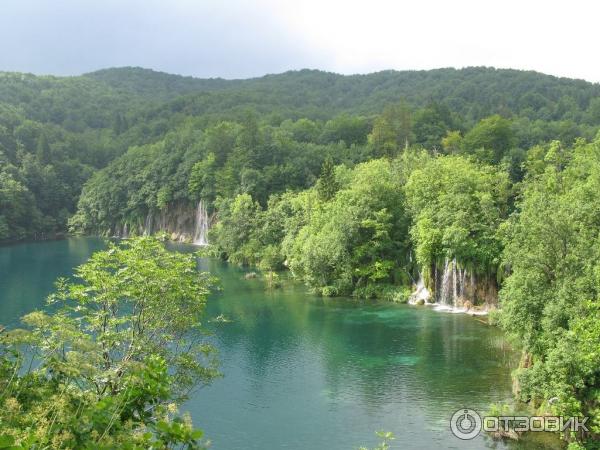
[2,66,600,242]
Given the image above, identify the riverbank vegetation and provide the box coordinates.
[500,139,600,445]
[0,237,216,448]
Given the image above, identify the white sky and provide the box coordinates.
[1,0,599,82]
[265,0,599,81]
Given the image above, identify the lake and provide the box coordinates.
[0,238,557,449]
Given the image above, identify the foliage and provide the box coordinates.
[284,159,411,297]
[368,102,413,157]
[210,193,263,265]
[70,118,359,236]
[405,155,511,279]
[500,137,600,443]
[359,431,395,450]
[462,114,515,163]
[3,65,600,444]
[0,237,217,448]
[2,66,600,242]
[316,156,339,202]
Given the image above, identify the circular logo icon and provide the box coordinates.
[450,408,482,440]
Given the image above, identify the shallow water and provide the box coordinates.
[0,238,559,449]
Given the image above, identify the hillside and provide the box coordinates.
[86,66,600,123]
[84,67,240,101]
[2,66,600,243]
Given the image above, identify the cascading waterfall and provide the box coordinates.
[409,257,494,313]
[193,200,209,246]
[409,258,476,310]
[144,212,153,236]
[436,257,467,307]
[440,258,451,305]
[409,274,431,304]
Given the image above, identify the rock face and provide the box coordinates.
[112,200,215,244]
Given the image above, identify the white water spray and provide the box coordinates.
[409,275,431,304]
[193,200,209,246]
[144,212,153,236]
[435,258,469,308]
[409,258,489,315]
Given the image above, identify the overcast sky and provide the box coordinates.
[1,0,598,82]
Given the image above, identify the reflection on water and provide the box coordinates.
[189,258,541,450]
[0,239,559,449]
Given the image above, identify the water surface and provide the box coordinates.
[0,238,555,449]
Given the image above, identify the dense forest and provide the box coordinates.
[2,66,600,242]
[2,66,600,445]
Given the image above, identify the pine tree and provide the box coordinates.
[317,156,339,202]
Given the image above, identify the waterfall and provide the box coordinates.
[452,260,458,301]
[144,212,153,236]
[193,200,209,246]
[407,257,490,313]
[440,258,452,305]
[409,258,482,311]
[436,258,465,307]
[409,274,431,304]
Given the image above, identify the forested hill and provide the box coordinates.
[187,67,600,119]
[2,65,600,243]
[1,66,599,130]
[85,66,600,122]
[84,67,241,101]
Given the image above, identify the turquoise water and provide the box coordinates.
[0,238,556,449]
[0,238,106,327]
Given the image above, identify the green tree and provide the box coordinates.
[368,103,413,158]
[0,237,218,448]
[210,194,263,265]
[287,159,410,298]
[405,155,510,283]
[500,136,600,443]
[316,156,339,202]
[413,102,457,150]
[288,118,321,143]
[189,152,217,202]
[441,130,463,155]
[0,169,41,241]
[462,115,515,164]
[35,134,51,164]
[320,114,370,146]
